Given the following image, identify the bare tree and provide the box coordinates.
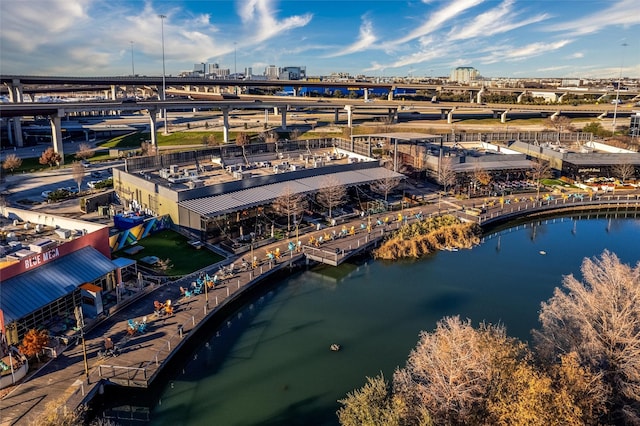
[236,132,250,165]
[544,115,574,132]
[316,176,347,218]
[613,162,636,184]
[534,250,640,423]
[2,153,22,174]
[530,159,550,198]
[72,161,85,192]
[156,258,173,272]
[39,147,62,168]
[393,316,528,425]
[289,128,301,140]
[370,171,401,202]
[272,185,308,231]
[74,143,94,161]
[438,156,457,194]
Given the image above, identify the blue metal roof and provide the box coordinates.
[0,246,116,323]
[111,257,136,268]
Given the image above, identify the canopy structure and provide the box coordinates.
[179,167,403,218]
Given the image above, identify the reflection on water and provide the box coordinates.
[98,215,640,426]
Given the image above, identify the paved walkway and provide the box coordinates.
[1,189,639,425]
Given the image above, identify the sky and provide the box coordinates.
[1,0,639,79]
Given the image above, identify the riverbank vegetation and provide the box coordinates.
[373,215,481,260]
[338,250,640,425]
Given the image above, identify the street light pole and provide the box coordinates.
[611,42,627,133]
[130,41,135,76]
[159,14,168,136]
[234,41,237,95]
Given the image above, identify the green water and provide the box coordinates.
[102,215,640,425]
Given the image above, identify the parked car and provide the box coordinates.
[87,181,99,189]
[41,190,52,198]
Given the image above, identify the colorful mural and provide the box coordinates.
[109,215,173,253]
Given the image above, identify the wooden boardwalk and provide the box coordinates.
[2,191,639,425]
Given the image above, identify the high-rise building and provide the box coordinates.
[449,67,479,83]
[244,67,253,78]
[265,65,280,80]
[630,112,640,139]
[279,66,306,80]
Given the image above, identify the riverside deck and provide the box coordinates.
[1,191,639,425]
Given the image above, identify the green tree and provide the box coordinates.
[582,122,612,138]
[337,374,412,426]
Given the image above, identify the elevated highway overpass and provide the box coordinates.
[0,95,632,159]
[2,74,638,103]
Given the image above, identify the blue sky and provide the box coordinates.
[1,0,639,78]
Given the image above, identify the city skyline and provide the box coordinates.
[1,0,639,79]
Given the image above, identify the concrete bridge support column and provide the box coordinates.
[447,108,455,124]
[334,108,340,123]
[264,109,269,125]
[517,92,526,103]
[110,85,117,101]
[387,88,394,101]
[598,111,608,119]
[597,93,607,102]
[222,108,230,143]
[50,114,64,162]
[500,110,509,123]
[363,88,369,102]
[387,108,397,124]
[11,119,24,147]
[441,109,448,120]
[292,87,298,97]
[557,92,568,103]
[103,90,110,100]
[476,88,485,104]
[83,130,89,142]
[279,108,287,130]
[148,109,158,149]
[273,107,279,116]
[8,80,24,103]
[550,110,561,121]
[344,105,353,128]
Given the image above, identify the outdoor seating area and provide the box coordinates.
[153,300,173,317]
[126,317,147,336]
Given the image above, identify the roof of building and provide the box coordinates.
[111,257,136,269]
[179,167,403,218]
[0,246,116,324]
[353,132,441,140]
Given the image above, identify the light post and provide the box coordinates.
[612,42,628,133]
[130,41,135,76]
[74,306,89,381]
[234,42,238,95]
[159,14,168,136]
[130,41,136,99]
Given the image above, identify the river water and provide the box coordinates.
[100,214,640,426]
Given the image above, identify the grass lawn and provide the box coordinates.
[113,229,224,276]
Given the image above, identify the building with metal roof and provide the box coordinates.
[0,208,124,346]
[113,138,404,241]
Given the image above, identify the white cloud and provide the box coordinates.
[390,0,484,45]
[537,65,571,72]
[327,16,377,57]
[549,0,640,35]
[569,52,584,59]
[449,0,548,41]
[238,0,312,43]
[482,39,572,64]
